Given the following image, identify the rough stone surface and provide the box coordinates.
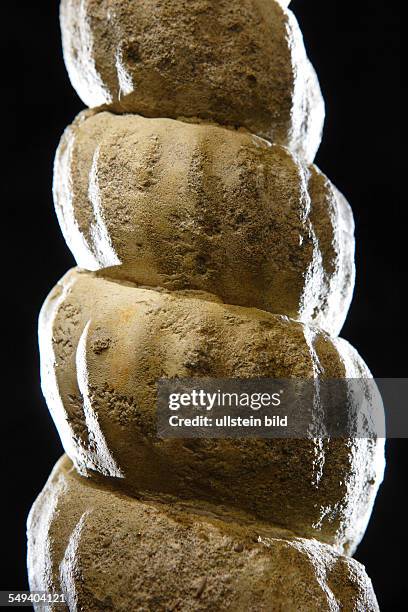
[54,111,354,336]
[27,0,384,608]
[27,455,380,612]
[60,0,324,162]
[39,268,384,554]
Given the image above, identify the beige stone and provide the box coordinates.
[60,0,324,162]
[27,455,380,612]
[27,0,384,608]
[39,268,384,554]
[54,111,354,336]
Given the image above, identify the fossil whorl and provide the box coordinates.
[54,111,354,335]
[27,455,380,612]
[39,268,384,555]
[60,0,324,162]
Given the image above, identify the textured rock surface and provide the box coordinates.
[60,0,324,162]
[27,455,380,612]
[39,268,384,554]
[28,1,384,607]
[54,111,354,336]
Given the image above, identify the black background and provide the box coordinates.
[2,1,406,609]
